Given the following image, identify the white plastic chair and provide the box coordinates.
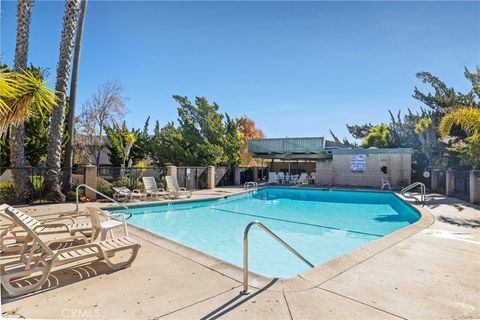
[268,172,278,184]
[296,173,308,185]
[309,172,316,184]
[381,177,392,190]
[277,172,285,184]
[87,207,128,241]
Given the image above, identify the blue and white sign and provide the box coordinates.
[351,154,366,172]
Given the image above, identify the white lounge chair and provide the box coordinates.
[142,177,171,199]
[113,187,147,202]
[0,204,92,243]
[165,176,192,198]
[268,172,278,184]
[296,173,309,185]
[0,206,141,297]
[381,177,392,190]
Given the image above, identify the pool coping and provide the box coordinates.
[123,187,435,293]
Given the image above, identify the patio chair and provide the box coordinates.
[113,187,147,202]
[165,176,192,198]
[142,177,171,199]
[309,172,316,184]
[296,173,309,185]
[381,177,392,190]
[87,207,128,241]
[268,172,278,184]
[277,172,285,184]
[0,206,141,297]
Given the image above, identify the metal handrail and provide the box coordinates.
[241,221,314,294]
[244,181,258,190]
[75,184,132,219]
[401,182,426,204]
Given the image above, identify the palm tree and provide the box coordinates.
[62,0,88,193]
[9,0,35,202]
[439,107,480,169]
[43,0,80,202]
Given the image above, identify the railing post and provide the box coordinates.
[470,170,480,205]
[166,165,177,177]
[253,167,259,182]
[84,165,97,200]
[446,170,455,197]
[431,169,439,192]
[234,167,241,186]
[206,166,215,189]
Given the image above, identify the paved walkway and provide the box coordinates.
[1,191,479,319]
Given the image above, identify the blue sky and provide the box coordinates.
[1,1,479,140]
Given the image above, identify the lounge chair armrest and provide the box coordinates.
[132,189,142,193]
[106,212,127,223]
[38,215,76,224]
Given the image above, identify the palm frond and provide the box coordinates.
[0,69,57,136]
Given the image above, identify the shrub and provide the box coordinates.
[29,176,44,192]
[97,182,113,198]
[0,182,16,204]
[65,189,84,202]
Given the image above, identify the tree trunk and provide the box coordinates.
[10,0,35,203]
[62,0,88,193]
[43,0,80,202]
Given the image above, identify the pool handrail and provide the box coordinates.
[241,220,314,294]
[401,182,426,204]
[75,184,132,219]
[244,181,258,190]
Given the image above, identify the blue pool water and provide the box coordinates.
[122,187,420,278]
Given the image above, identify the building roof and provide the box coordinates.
[248,137,413,160]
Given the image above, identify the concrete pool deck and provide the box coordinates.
[1,188,479,319]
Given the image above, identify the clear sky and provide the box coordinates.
[1,1,479,140]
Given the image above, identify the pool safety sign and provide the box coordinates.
[351,154,366,172]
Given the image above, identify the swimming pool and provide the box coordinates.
[122,187,420,278]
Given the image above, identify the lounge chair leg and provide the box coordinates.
[1,266,51,297]
[103,246,140,271]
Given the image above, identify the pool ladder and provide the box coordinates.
[241,221,314,294]
[401,182,426,204]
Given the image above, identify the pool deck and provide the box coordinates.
[1,187,479,319]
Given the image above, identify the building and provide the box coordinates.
[248,137,412,189]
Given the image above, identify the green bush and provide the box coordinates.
[65,189,84,202]
[97,182,113,198]
[0,182,16,204]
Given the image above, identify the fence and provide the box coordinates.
[431,169,479,204]
[215,166,235,187]
[177,167,208,190]
[453,170,470,201]
[0,166,86,204]
[97,166,165,190]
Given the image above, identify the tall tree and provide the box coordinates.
[10,0,35,202]
[63,0,88,193]
[238,116,265,166]
[75,81,126,166]
[43,0,80,202]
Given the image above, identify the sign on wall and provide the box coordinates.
[351,154,366,172]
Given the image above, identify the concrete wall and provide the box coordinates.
[316,153,411,189]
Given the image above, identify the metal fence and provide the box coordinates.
[97,166,165,190]
[215,166,235,187]
[0,166,86,204]
[431,169,446,193]
[239,167,254,184]
[453,170,470,200]
[177,167,208,190]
